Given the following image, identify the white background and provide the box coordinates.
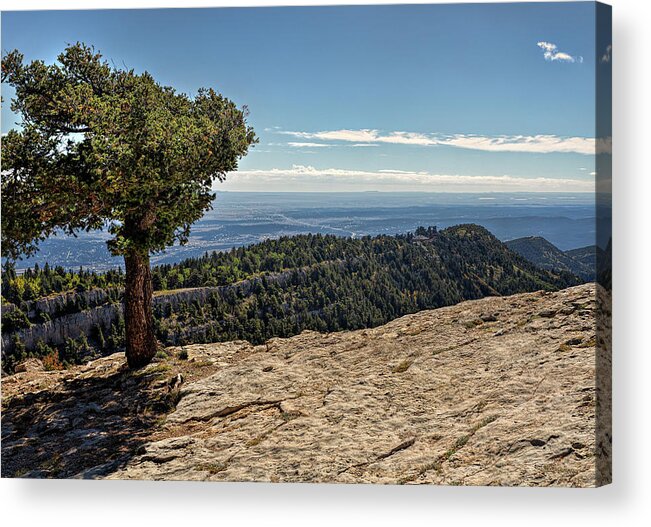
[0,0,649,525]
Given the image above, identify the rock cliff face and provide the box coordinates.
[1,283,611,486]
[1,289,122,355]
[2,303,122,356]
[1,288,117,320]
[1,267,320,357]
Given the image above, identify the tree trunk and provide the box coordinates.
[124,249,157,368]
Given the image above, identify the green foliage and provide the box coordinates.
[106,314,126,351]
[93,324,106,350]
[150,225,580,346]
[1,42,257,260]
[1,307,32,332]
[2,225,582,370]
[5,335,28,372]
[2,42,256,367]
[1,262,124,304]
[60,334,94,364]
[505,236,595,281]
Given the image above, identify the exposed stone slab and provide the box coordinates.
[2,284,607,486]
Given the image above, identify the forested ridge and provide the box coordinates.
[505,236,595,281]
[2,225,582,372]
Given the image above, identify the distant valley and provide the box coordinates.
[8,192,606,272]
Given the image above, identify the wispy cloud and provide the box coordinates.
[537,41,583,63]
[284,141,378,149]
[224,164,594,192]
[287,142,330,148]
[601,44,612,63]
[276,129,610,155]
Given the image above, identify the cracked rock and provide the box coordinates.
[3,284,607,487]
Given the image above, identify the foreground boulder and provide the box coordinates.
[1,283,610,486]
[14,358,44,373]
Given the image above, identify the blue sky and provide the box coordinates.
[1,3,611,192]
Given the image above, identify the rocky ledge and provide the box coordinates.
[1,283,610,486]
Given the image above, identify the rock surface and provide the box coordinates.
[1,284,609,486]
[14,358,45,373]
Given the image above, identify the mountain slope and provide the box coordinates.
[1,283,609,486]
[565,245,603,270]
[2,225,581,372]
[505,236,593,280]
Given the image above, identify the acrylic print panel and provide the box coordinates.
[1,2,611,486]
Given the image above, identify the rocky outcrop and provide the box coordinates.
[25,288,120,320]
[2,266,328,357]
[2,303,122,356]
[14,358,44,373]
[1,284,610,486]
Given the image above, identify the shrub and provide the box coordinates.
[42,351,64,371]
[1,308,31,332]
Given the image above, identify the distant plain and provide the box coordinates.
[14,192,605,271]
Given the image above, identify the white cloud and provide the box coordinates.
[277,129,610,155]
[433,134,603,154]
[537,41,582,63]
[284,141,378,149]
[553,52,575,62]
[224,164,594,192]
[601,44,612,63]
[281,129,379,143]
[287,142,330,148]
[378,169,428,174]
[537,41,556,53]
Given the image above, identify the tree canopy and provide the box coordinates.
[1,43,257,259]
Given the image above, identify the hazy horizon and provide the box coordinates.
[6,190,604,272]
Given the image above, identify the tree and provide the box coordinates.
[1,43,257,368]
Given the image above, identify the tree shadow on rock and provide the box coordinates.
[1,360,180,479]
